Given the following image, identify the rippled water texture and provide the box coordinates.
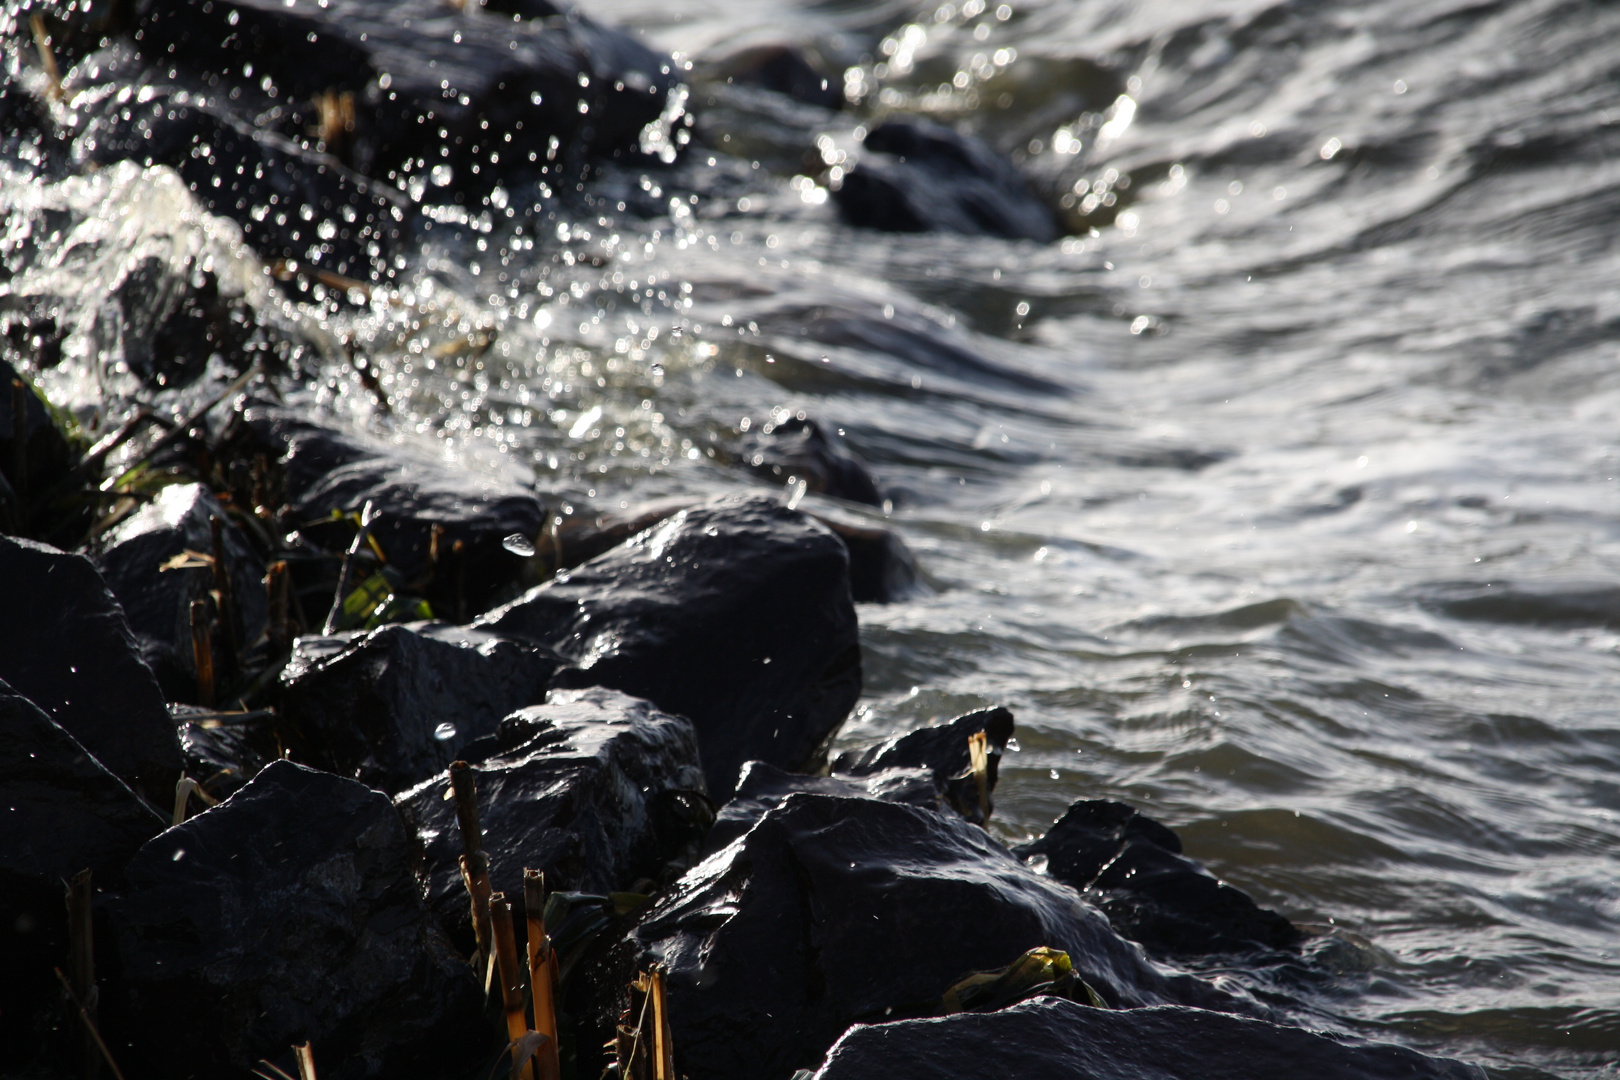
[8,0,1620,1075]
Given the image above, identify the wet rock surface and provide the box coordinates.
[737,416,883,506]
[134,0,680,181]
[105,759,486,1080]
[243,404,551,616]
[579,791,1227,1080]
[95,482,268,702]
[0,682,165,1062]
[833,706,1014,824]
[810,997,1487,1080]
[1015,799,1304,957]
[68,45,412,282]
[0,535,183,803]
[700,758,943,854]
[479,493,861,799]
[835,118,1057,242]
[279,621,559,792]
[0,357,75,533]
[700,44,844,110]
[395,687,707,940]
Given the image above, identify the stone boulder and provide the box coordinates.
[395,687,707,942]
[1014,800,1303,957]
[105,760,486,1080]
[279,621,559,792]
[478,493,861,799]
[810,997,1487,1080]
[0,535,182,803]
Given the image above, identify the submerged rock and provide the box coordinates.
[395,687,707,941]
[701,44,844,110]
[738,416,883,506]
[105,760,486,1080]
[134,0,680,182]
[578,792,1226,1080]
[0,535,182,803]
[1014,800,1303,957]
[811,996,1486,1080]
[279,621,559,792]
[95,482,268,702]
[479,493,862,799]
[832,706,1014,824]
[835,118,1057,242]
[0,681,165,1061]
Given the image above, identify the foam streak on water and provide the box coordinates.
[7,0,1620,1075]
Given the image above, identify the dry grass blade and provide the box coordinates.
[100,363,262,494]
[253,1058,298,1080]
[54,969,127,1080]
[968,730,990,821]
[172,776,198,827]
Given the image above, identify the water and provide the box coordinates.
[6,0,1620,1075]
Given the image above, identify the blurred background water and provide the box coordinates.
[7,0,1620,1075]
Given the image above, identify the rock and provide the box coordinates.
[553,495,919,604]
[0,680,166,1064]
[105,759,486,1080]
[395,687,708,942]
[0,357,76,534]
[701,44,843,110]
[0,535,182,803]
[173,705,274,799]
[832,707,1014,825]
[810,996,1487,1080]
[835,118,1057,242]
[738,416,882,506]
[700,758,943,855]
[1014,800,1303,957]
[133,0,681,183]
[477,493,862,799]
[577,792,1226,1080]
[71,47,412,284]
[95,482,268,702]
[278,621,559,792]
[241,404,551,618]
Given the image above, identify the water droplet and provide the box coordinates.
[502,533,535,557]
[433,722,458,741]
[430,164,453,187]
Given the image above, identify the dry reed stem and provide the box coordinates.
[66,870,98,1080]
[28,15,62,100]
[190,599,215,708]
[523,870,561,1080]
[489,895,537,1080]
[968,730,990,820]
[293,1041,317,1080]
[54,969,126,1080]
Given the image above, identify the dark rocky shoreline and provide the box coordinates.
[2,2,1488,1078]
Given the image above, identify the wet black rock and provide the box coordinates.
[95,482,268,702]
[835,118,1057,242]
[0,535,182,802]
[832,706,1014,824]
[105,759,486,1080]
[0,356,75,533]
[1014,800,1303,957]
[700,758,943,854]
[279,621,559,792]
[478,493,862,799]
[173,705,273,799]
[243,404,551,616]
[395,687,707,939]
[811,996,1486,1080]
[702,44,843,110]
[134,0,680,182]
[738,416,882,506]
[0,681,166,1063]
[581,792,1225,1080]
[552,495,919,604]
[71,48,412,283]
